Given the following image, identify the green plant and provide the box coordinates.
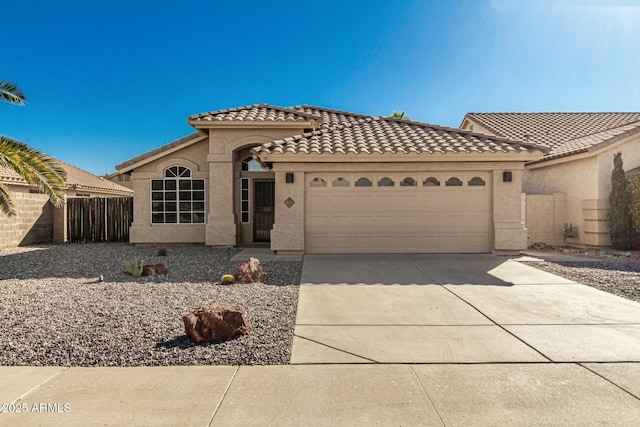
[123,257,143,278]
[609,152,633,250]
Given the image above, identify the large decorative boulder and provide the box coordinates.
[234,257,267,283]
[182,303,250,344]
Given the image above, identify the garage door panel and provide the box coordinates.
[305,172,491,253]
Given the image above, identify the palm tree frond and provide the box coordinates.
[0,80,27,106]
[0,182,17,216]
[0,136,67,210]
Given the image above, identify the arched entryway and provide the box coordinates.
[234,147,275,245]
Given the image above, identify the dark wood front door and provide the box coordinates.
[253,180,275,242]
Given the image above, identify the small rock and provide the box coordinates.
[157,248,167,257]
[625,252,632,257]
[142,264,168,276]
[235,257,267,283]
[182,303,250,343]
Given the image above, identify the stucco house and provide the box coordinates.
[1,160,133,248]
[461,113,640,247]
[109,104,546,254]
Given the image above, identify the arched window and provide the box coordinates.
[332,177,350,187]
[151,166,205,224]
[377,177,395,187]
[242,156,269,172]
[400,177,417,187]
[423,177,440,187]
[309,177,327,187]
[355,177,373,187]
[468,176,486,186]
[445,177,463,187]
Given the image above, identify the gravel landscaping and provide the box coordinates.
[522,249,640,303]
[0,243,301,367]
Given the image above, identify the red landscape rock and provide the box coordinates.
[182,303,250,344]
[234,257,267,283]
[142,264,168,276]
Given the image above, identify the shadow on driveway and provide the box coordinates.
[300,254,516,286]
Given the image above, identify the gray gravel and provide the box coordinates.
[523,257,640,303]
[0,243,301,366]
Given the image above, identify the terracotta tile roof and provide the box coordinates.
[253,117,546,156]
[289,105,373,126]
[464,112,640,161]
[188,104,319,123]
[1,160,132,195]
[114,132,204,171]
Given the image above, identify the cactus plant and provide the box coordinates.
[123,257,143,278]
[221,274,235,285]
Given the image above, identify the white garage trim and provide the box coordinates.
[305,172,492,254]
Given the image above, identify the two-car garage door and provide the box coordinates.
[305,172,491,253]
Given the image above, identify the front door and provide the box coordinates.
[253,180,275,242]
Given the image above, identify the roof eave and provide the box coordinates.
[114,133,208,174]
[255,151,545,164]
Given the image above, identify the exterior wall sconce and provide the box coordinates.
[503,171,512,182]
[285,173,294,183]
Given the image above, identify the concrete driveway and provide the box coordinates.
[292,254,640,364]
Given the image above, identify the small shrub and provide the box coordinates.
[157,248,167,256]
[123,257,143,278]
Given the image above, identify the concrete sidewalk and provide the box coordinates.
[2,363,640,426]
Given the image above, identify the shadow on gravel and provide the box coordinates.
[0,243,302,285]
[551,260,640,273]
[155,335,243,350]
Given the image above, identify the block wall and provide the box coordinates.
[0,186,53,248]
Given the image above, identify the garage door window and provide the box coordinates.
[423,177,440,186]
[401,177,417,187]
[332,177,349,187]
[445,177,463,187]
[468,177,486,186]
[355,177,373,187]
[378,177,395,187]
[310,177,326,187]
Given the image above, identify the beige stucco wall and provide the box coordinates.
[525,156,598,245]
[525,193,567,246]
[524,134,640,247]
[129,140,209,244]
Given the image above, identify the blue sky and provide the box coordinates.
[2,0,640,176]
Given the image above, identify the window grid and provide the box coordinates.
[151,166,205,224]
[241,178,250,223]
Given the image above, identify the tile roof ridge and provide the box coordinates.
[188,103,320,122]
[269,116,371,144]
[290,105,375,119]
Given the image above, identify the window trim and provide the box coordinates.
[150,166,206,224]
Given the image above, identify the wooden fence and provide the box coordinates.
[67,197,133,242]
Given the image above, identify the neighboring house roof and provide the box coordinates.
[463,112,640,162]
[253,117,546,157]
[1,160,133,195]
